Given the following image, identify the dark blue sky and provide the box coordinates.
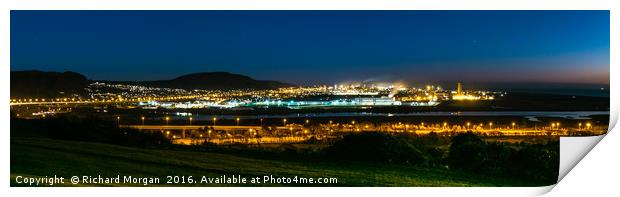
[11,10,609,86]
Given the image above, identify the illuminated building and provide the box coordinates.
[451,82,494,101]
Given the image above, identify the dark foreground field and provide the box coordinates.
[11,136,545,187]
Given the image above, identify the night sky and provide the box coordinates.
[11,10,609,86]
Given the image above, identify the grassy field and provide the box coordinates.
[11,137,546,187]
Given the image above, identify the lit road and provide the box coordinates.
[10,101,130,106]
[121,125,264,131]
[118,124,604,145]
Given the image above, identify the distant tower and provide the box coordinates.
[457,82,463,95]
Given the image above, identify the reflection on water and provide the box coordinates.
[180,111,609,121]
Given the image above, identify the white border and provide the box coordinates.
[1,1,617,197]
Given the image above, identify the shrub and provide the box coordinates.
[447,132,559,183]
[11,115,171,147]
[324,132,427,165]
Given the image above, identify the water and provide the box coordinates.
[507,88,610,97]
[182,111,609,121]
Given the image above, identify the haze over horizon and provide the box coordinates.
[11,10,610,86]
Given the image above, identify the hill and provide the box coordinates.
[9,117,552,187]
[10,71,294,98]
[10,70,89,98]
[133,72,294,90]
[10,137,539,186]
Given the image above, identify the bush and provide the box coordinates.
[447,132,559,183]
[324,132,427,165]
[447,132,487,171]
[11,115,171,148]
